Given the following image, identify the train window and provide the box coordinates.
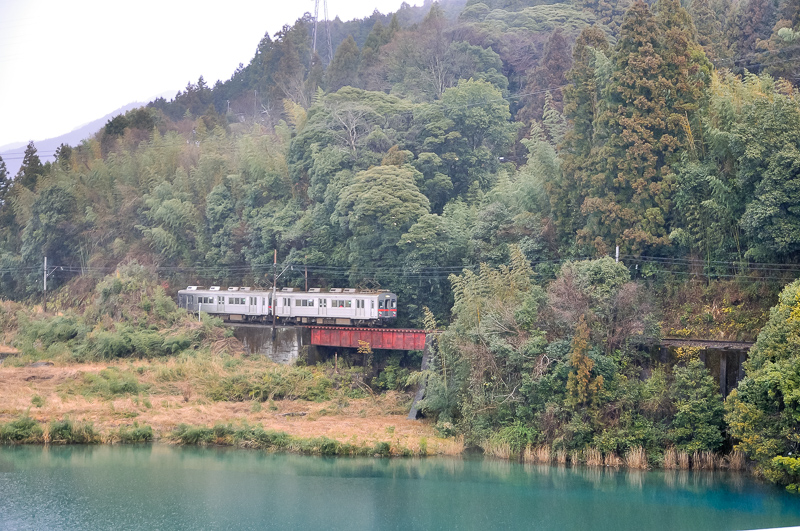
[391,300,397,309]
[371,301,375,309]
[295,299,301,306]
[345,300,351,308]
[320,299,327,307]
[379,300,385,309]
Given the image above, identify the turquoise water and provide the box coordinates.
[1,445,799,530]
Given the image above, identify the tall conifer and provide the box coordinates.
[556,26,611,243]
[326,35,361,92]
[16,141,43,191]
[582,1,673,253]
[516,29,572,125]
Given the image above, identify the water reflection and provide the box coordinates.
[1,445,798,531]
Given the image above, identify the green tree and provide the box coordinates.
[726,279,800,490]
[423,79,516,196]
[740,141,800,260]
[669,358,724,452]
[727,0,778,73]
[557,26,611,242]
[566,315,604,407]
[0,155,9,205]
[326,35,361,92]
[15,141,43,191]
[580,0,709,254]
[517,29,572,125]
[547,257,658,354]
[54,144,72,171]
[690,0,725,59]
[335,164,430,278]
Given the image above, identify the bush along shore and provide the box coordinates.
[0,416,440,457]
[0,413,748,471]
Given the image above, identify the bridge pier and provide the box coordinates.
[231,324,322,364]
[659,339,754,397]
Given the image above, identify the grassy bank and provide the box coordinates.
[0,351,464,457]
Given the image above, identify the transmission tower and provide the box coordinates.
[312,0,334,63]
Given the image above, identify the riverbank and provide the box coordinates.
[0,354,463,456]
[0,354,750,469]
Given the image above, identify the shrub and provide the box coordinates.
[116,423,154,443]
[233,426,291,449]
[372,441,392,457]
[0,416,43,443]
[726,279,800,489]
[48,419,98,444]
[172,424,214,445]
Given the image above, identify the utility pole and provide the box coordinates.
[42,257,62,313]
[305,255,308,292]
[271,249,278,340]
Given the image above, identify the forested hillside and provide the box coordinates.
[2,0,800,487]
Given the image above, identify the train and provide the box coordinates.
[177,286,397,326]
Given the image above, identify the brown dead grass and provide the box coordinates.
[0,359,460,455]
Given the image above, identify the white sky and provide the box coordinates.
[0,0,413,149]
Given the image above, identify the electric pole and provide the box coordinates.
[272,249,278,340]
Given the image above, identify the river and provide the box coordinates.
[1,445,798,530]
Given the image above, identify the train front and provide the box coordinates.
[378,292,397,321]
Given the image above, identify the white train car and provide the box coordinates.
[177,286,397,326]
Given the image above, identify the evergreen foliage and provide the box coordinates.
[726,279,800,490]
[4,0,800,482]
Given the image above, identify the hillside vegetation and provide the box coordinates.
[1,0,800,488]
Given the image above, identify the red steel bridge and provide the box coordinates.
[308,326,428,351]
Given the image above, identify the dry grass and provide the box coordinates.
[625,446,649,469]
[528,445,551,463]
[585,448,603,466]
[0,356,462,456]
[555,448,567,464]
[725,450,746,471]
[483,441,512,460]
[604,452,623,467]
[693,451,721,470]
[570,450,581,465]
[664,448,677,469]
[522,445,552,464]
[678,450,690,470]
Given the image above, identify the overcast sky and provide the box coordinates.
[0,0,413,150]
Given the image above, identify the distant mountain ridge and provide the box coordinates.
[0,92,175,177]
